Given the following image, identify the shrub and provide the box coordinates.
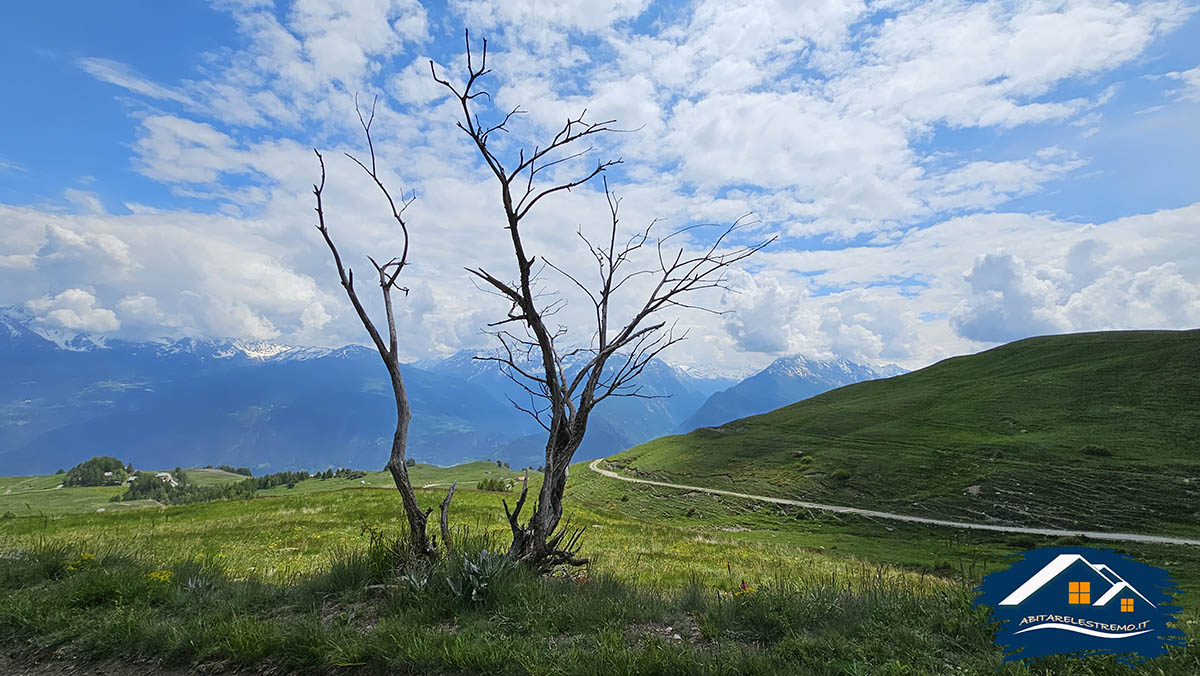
[1081,444,1112,457]
[445,549,515,603]
[1007,535,1040,550]
[830,469,852,482]
[476,477,511,492]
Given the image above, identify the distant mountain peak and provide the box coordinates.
[760,353,890,381]
[678,353,906,433]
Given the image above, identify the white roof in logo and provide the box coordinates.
[998,554,1156,608]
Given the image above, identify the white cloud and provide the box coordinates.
[719,269,923,364]
[5,0,1199,377]
[288,0,429,85]
[950,245,1200,343]
[63,189,106,215]
[451,0,651,39]
[77,57,194,105]
[950,250,1072,342]
[27,288,120,333]
[0,156,26,173]
[1165,65,1200,102]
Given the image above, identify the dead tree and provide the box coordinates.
[311,97,453,557]
[432,32,773,570]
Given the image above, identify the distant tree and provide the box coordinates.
[311,100,455,557]
[431,32,772,569]
[216,464,252,476]
[64,456,129,487]
[405,457,416,467]
[55,468,65,475]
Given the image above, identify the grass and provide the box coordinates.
[0,462,530,516]
[612,330,1200,536]
[1,517,1196,675]
[2,463,1198,674]
[0,475,854,590]
[184,468,250,487]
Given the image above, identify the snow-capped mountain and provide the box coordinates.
[0,308,536,474]
[678,354,906,433]
[1,304,905,473]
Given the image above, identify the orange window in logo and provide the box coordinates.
[1068,581,1091,604]
[1121,598,1134,612]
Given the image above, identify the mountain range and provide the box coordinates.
[677,355,905,432]
[0,306,899,474]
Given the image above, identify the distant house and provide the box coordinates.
[154,472,180,488]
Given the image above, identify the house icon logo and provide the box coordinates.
[975,546,1185,665]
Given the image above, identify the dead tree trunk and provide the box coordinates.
[433,32,773,570]
[311,98,450,557]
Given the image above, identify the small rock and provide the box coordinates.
[672,633,682,640]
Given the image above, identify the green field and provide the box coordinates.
[613,330,1200,536]
[1,464,1197,674]
[0,462,526,517]
[185,468,250,487]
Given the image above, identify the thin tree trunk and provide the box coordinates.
[381,367,432,555]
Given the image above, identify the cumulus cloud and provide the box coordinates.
[721,270,810,354]
[719,270,923,364]
[950,247,1200,343]
[27,289,120,333]
[950,250,1071,342]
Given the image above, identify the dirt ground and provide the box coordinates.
[0,654,258,676]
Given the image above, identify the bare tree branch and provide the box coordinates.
[310,100,447,557]
[433,32,773,570]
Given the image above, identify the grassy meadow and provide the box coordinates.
[1,459,1198,674]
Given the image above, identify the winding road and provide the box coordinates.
[588,458,1200,547]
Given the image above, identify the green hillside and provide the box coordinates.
[0,462,530,516]
[611,330,1200,536]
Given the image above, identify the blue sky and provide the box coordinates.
[1,0,1198,375]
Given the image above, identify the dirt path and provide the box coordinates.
[588,459,1200,547]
